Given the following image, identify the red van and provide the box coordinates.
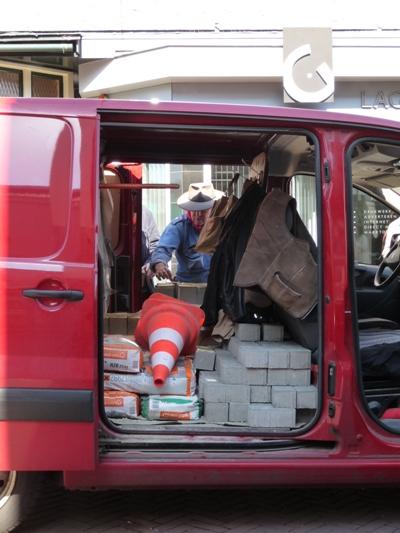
[2,97,400,532]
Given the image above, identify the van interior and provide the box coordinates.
[98,114,400,442]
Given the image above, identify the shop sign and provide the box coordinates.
[361,90,400,110]
[283,28,334,104]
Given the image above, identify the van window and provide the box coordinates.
[0,114,72,258]
[349,140,400,432]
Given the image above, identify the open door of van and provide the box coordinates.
[0,103,98,471]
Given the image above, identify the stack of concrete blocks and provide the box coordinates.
[105,311,141,335]
[198,322,317,427]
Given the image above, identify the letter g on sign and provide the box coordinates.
[283,43,334,104]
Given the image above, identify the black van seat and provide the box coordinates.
[360,328,400,378]
[358,318,400,330]
[359,318,400,379]
[275,308,400,372]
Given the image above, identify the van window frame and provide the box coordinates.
[98,121,324,441]
[346,135,400,435]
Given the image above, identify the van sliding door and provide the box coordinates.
[0,110,98,470]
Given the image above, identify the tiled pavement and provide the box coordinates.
[17,485,400,532]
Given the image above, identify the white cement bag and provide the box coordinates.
[104,357,195,396]
[104,391,140,419]
[104,335,143,373]
[142,395,201,420]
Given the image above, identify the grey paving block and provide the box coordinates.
[262,324,284,342]
[286,369,311,386]
[198,371,218,399]
[267,343,291,369]
[194,347,216,371]
[216,351,247,384]
[154,282,176,298]
[18,469,400,531]
[214,347,232,357]
[288,344,312,369]
[229,337,269,368]
[267,369,287,385]
[216,351,267,385]
[203,380,250,403]
[268,369,311,386]
[176,282,206,305]
[234,323,261,341]
[250,385,271,403]
[229,402,249,423]
[204,402,229,424]
[296,385,318,408]
[228,336,241,358]
[237,343,269,368]
[247,368,268,385]
[248,404,296,428]
[271,386,297,408]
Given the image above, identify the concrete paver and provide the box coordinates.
[16,486,400,532]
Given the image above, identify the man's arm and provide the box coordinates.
[149,221,181,280]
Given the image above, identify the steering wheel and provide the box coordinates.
[374,238,400,287]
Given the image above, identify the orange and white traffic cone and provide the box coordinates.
[135,293,205,387]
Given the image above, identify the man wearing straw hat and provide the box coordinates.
[149,183,224,283]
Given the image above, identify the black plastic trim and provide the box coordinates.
[0,388,93,422]
[328,362,336,396]
[98,109,400,137]
[22,289,84,301]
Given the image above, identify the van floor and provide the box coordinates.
[107,409,316,433]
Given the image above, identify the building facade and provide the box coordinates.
[1,0,400,226]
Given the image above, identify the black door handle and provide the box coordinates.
[22,289,84,301]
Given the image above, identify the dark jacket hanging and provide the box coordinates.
[202,182,266,326]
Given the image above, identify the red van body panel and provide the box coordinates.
[2,97,400,484]
[64,457,400,489]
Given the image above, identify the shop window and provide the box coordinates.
[290,174,317,242]
[212,164,249,196]
[142,163,172,233]
[31,72,63,97]
[0,67,22,97]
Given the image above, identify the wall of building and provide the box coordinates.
[107,81,400,120]
[1,0,399,32]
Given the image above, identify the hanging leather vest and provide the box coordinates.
[234,189,317,319]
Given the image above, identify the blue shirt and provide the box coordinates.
[149,215,211,282]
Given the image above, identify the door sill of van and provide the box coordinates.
[98,438,335,455]
[103,408,317,436]
[101,415,317,441]
[99,412,320,449]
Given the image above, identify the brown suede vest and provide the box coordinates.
[234,189,317,319]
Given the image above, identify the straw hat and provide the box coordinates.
[177,183,224,211]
